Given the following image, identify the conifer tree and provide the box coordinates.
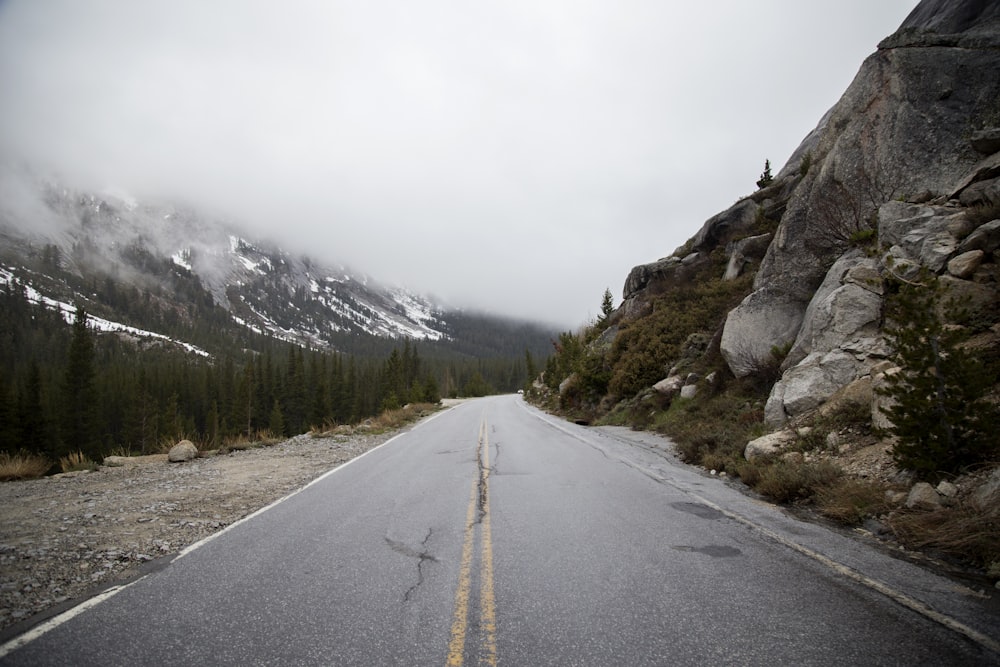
[876,277,999,476]
[756,159,774,189]
[268,398,286,436]
[61,305,100,458]
[598,288,615,324]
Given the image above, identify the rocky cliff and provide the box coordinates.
[618,0,999,429]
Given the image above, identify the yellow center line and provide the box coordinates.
[445,415,498,667]
[479,420,497,666]
[446,476,478,667]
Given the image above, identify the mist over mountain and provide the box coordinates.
[0,162,558,360]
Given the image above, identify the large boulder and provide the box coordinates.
[720,287,804,378]
[782,249,883,370]
[765,350,861,427]
[744,430,797,462]
[167,440,198,463]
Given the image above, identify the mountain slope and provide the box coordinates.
[0,167,451,352]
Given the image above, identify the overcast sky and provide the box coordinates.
[0,0,918,327]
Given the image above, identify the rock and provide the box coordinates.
[167,440,198,463]
[724,233,772,281]
[886,490,908,506]
[736,10,1000,368]
[905,482,943,510]
[882,245,922,282]
[652,375,684,398]
[957,219,1000,254]
[937,275,998,321]
[623,257,680,302]
[744,430,797,462]
[782,451,805,465]
[689,199,759,254]
[958,176,1000,207]
[936,480,959,498]
[971,127,1000,155]
[680,384,698,400]
[765,350,860,427]
[973,468,1000,506]
[721,287,804,378]
[878,201,942,248]
[947,249,985,278]
[783,249,883,370]
[820,376,873,418]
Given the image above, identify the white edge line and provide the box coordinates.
[522,404,1000,657]
[0,410,451,658]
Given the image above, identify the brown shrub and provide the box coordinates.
[816,478,889,525]
[753,460,842,504]
[0,451,50,481]
[888,489,1000,571]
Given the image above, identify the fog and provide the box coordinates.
[0,1,918,326]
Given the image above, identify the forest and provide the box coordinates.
[0,278,541,466]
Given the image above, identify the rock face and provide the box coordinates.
[721,0,1000,377]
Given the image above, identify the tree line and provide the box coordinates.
[0,279,535,465]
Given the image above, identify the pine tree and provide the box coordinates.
[756,159,774,189]
[598,288,615,324]
[60,305,100,458]
[268,399,286,436]
[876,277,999,477]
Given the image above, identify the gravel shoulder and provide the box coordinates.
[0,431,395,634]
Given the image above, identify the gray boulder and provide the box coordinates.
[721,287,804,378]
[765,350,860,426]
[744,430,797,462]
[906,482,943,510]
[652,375,684,399]
[783,249,883,370]
[957,219,1000,254]
[167,440,198,463]
[971,128,1000,155]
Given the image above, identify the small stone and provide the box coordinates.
[906,482,943,510]
[936,480,959,498]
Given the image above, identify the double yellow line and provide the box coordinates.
[446,416,498,667]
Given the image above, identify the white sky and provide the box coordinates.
[0,0,918,328]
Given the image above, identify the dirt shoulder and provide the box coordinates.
[0,431,394,634]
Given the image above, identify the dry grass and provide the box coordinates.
[0,450,51,481]
[368,403,442,432]
[816,478,890,525]
[222,430,282,452]
[751,460,842,504]
[888,489,1000,571]
[59,450,97,473]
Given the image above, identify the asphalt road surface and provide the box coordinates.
[2,395,998,665]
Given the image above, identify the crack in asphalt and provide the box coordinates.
[476,440,489,525]
[385,529,438,603]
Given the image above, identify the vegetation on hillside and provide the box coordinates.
[0,270,548,474]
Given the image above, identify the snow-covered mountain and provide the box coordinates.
[0,166,452,351]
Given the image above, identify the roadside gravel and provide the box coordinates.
[0,431,394,633]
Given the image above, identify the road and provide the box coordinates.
[1,395,997,665]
